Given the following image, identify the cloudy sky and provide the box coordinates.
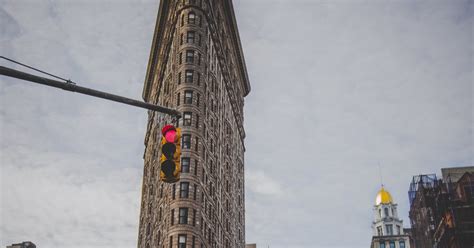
[0,0,472,248]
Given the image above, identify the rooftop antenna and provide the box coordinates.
[378,162,384,188]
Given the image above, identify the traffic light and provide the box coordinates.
[160,125,182,183]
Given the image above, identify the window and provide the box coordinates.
[181,157,190,173]
[197,73,200,85]
[194,184,197,199]
[196,93,200,106]
[389,241,395,248]
[195,114,199,128]
[385,224,393,235]
[192,236,196,248]
[379,242,385,248]
[179,52,182,64]
[384,207,389,217]
[188,12,196,24]
[184,90,193,104]
[193,209,197,226]
[377,226,383,236]
[187,31,195,43]
[198,53,201,65]
[186,50,194,63]
[182,134,191,149]
[185,70,193,83]
[183,112,192,126]
[178,235,186,248]
[396,225,401,235]
[179,208,188,224]
[379,209,382,218]
[399,241,405,248]
[180,182,189,198]
[198,34,201,46]
[177,93,181,106]
[169,236,173,248]
[172,184,176,199]
[180,33,183,45]
[194,160,198,176]
[195,137,199,151]
[171,209,175,225]
[178,72,182,84]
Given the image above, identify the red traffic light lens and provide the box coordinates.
[164,130,177,143]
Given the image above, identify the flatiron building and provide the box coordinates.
[137,1,250,248]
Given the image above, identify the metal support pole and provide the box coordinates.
[0,66,181,118]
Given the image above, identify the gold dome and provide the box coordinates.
[375,187,393,205]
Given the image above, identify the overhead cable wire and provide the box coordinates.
[0,56,74,84]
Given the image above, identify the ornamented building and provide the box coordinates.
[408,167,474,248]
[370,187,412,248]
[137,0,250,248]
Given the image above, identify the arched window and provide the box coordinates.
[188,12,196,24]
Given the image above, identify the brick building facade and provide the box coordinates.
[137,1,250,248]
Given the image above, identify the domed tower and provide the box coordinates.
[370,186,411,248]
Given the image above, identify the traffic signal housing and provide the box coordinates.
[160,125,181,183]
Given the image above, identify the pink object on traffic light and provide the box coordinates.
[165,130,177,143]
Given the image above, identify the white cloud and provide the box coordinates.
[246,170,283,197]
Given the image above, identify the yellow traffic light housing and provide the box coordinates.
[159,125,181,183]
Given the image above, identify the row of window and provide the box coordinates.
[179,50,201,65]
[181,157,198,175]
[171,207,196,226]
[376,224,401,236]
[177,70,200,85]
[379,240,405,248]
[181,11,202,27]
[182,112,199,128]
[180,31,202,46]
[177,90,201,107]
[181,134,194,149]
[175,234,196,248]
[171,181,198,200]
[378,207,395,218]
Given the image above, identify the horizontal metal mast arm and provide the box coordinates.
[0,66,181,117]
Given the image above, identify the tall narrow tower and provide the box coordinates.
[370,187,411,248]
[138,1,250,248]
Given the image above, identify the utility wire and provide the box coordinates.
[0,58,181,117]
[0,56,74,84]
